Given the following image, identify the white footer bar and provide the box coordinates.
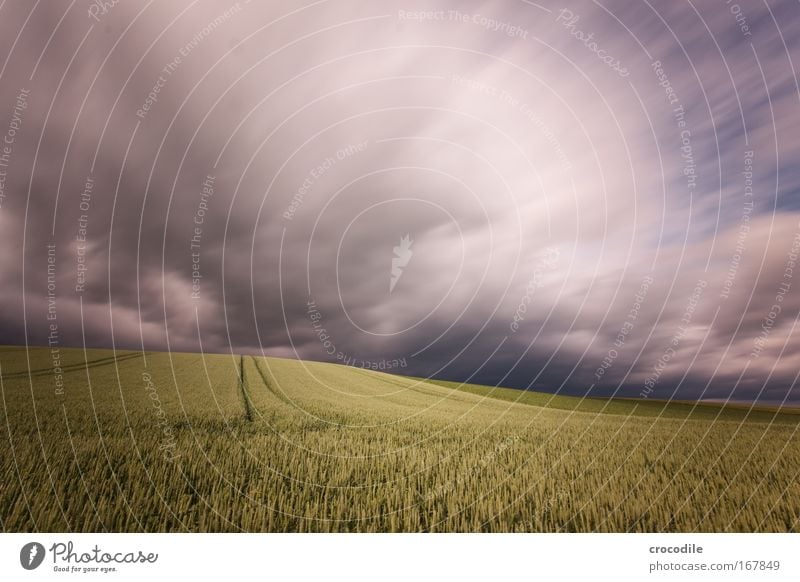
[1,533,796,581]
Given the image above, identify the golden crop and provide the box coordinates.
[1,347,798,532]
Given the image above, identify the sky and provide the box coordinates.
[1,0,799,404]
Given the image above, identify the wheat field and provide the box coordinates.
[1,346,798,532]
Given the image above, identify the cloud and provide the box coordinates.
[1,0,799,404]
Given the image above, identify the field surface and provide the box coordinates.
[1,346,799,532]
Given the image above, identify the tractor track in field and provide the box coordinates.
[238,356,254,422]
[0,351,149,380]
[251,356,292,405]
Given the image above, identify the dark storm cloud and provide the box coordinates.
[1,0,799,404]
